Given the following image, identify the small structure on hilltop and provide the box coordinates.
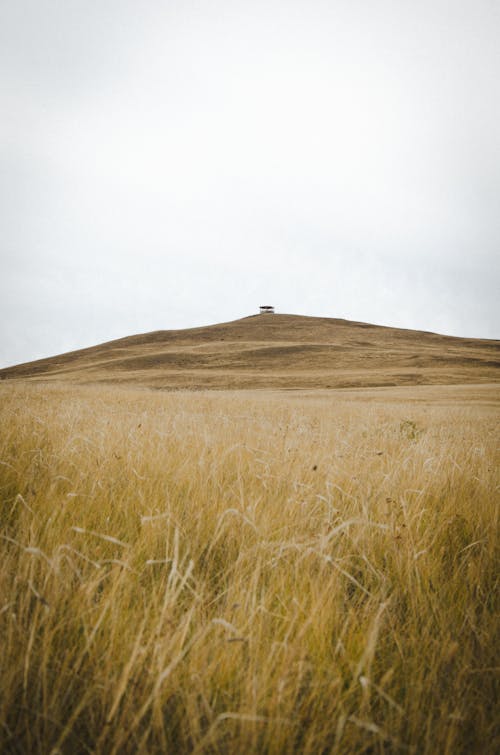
[259,305,275,314]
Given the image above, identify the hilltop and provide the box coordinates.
[1,313,498,389]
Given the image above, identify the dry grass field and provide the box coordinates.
[0,380,498,754]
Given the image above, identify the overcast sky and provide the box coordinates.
[1,0,499,367]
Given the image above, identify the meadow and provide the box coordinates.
[0,382,498,754]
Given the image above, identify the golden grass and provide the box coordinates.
[0,382,498,754]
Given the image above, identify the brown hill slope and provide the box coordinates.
[1,314,499,389]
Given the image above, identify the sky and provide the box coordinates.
[1,0,499,367]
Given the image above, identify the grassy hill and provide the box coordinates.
[1,313,498,389]
[0,314,498,752]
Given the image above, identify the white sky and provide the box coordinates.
[1,0,499,367]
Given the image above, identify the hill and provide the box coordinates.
[1,313,499,389]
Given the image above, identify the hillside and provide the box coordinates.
[1,313,499,389]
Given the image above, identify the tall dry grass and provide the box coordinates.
[0,383,498,754]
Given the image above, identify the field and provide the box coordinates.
[0,381,498,754]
